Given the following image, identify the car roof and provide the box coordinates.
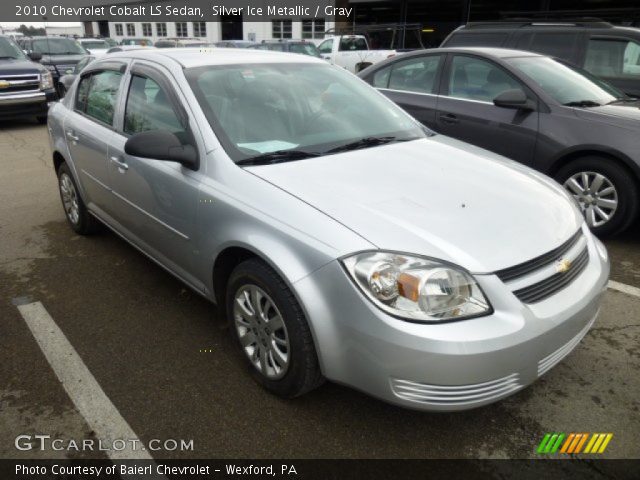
[398,47,544,59]
[105,47,325,68]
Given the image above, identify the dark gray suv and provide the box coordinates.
[359,47,640,236]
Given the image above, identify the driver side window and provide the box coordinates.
[317,39,333,54]
[124,75,184,135]
[448,55,523,103]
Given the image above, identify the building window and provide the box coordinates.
[193,22,206,38]
[302,18,325,39]
[126,23,135,36]
[156,23,167,37]
[175,22,188,38]
[142,23,152,37]
[272,20,292,39]
[114,24,123,36]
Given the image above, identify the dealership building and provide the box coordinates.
[82,0,639,46]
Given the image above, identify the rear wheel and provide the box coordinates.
[556,156,639,236]
[57,163,99,235]
[226,258,324,397]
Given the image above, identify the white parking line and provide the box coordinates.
[16,301,164,473]
[608,280,640,299]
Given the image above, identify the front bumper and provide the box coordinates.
[0,89,57,119]
[294,226,609,411]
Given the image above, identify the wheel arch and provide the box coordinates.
[547,145,640,184]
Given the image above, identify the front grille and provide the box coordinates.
[538,315,595,376]
[0,74,40,95]
[513,247,589,304]
[496,230,583,282]
[390,373,523,407]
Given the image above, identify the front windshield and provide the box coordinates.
[81,40,109,49]
[186,63,426,162]
[289,43,321,57]
[507,56,624,105]
[32,38,87,55]
[0,37,26,59]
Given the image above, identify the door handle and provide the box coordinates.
[66,131,79,142]
[439,113,459,125]
[110,155,129,171]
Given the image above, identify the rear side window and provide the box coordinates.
[444,32,508,47]
[585,37,640,79]
[517,32,579,61]
[388,55,442,94]
[339,37,367,51]
[75,70,123,125]
[124,75,184,135]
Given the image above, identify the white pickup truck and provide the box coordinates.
[316,35,397,73]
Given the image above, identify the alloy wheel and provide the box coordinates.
[59,173,80,225]
[564,171,618,228]
[233,285,290,380]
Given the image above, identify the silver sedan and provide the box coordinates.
[47,48,609,411]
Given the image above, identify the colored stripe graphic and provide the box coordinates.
[538,433,613,454]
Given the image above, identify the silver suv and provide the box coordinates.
[48,49,609,411]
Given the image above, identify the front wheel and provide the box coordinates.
[556,156,639,236]
[226,258,324,397]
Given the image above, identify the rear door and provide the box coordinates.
[368,53,444,130]
[436,53,539,165]
[62,62,126,216]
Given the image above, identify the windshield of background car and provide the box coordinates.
[81,40,109,49]
[32,38,87,55]
[0,37,26,59]
[288,43,321,57]
[186,62,425,162]
[507,56,623,105]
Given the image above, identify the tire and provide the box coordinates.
[57,162,99,235]
[36,116,47,125]
[226,258,324,398]
[555,156,639,237]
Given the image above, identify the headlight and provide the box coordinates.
[342,252,491,323]
[39,71,54,90]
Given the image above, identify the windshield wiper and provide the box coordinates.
[563,100,602,107]
[324,136,413,154]
[236,149,320,166]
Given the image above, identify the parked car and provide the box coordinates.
[77,38,110,57]
[106,45,156,54]
[0,35,57,123]
[120,38,154,47]
[154,38,210,48]
[19,36,88,96]
[441,20,640,97]
[250,39,321,57]
[48,48,609,412]
[317,34,399,72]
[359,47,640,236]
[57,55,95,96]
[102,38,118,48]
[214,40,253,48]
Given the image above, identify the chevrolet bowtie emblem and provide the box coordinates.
[0,80,10,89]
[556,258,572,273]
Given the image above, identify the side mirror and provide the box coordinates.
[493,89,535,110]
[28,51,43,62]
[124,130,198,169]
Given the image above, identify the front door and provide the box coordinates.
[107,64,203,289]
[436,54,539,166]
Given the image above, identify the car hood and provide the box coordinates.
[246,136,583,273]
[573,100,640,127]
[0,58,45,74]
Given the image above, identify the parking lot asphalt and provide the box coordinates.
[1,119,639,460]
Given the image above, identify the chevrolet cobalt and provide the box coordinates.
[48,49,609,411]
